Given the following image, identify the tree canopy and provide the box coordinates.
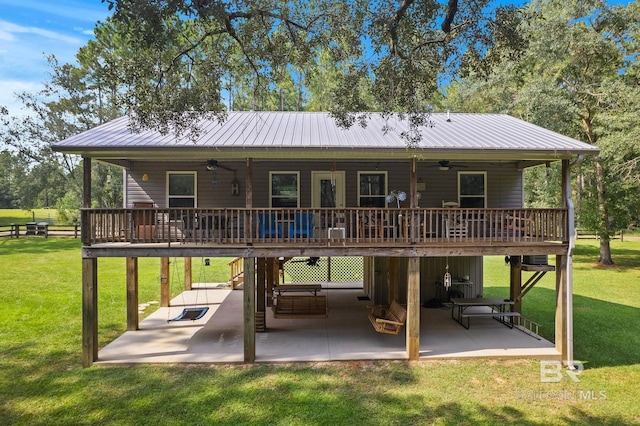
[444,0,640,264]
[94,0,510,138]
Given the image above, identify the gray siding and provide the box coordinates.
[371,256,484,305]
[126,160,524,209]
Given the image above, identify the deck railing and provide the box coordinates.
[81,207,568,246]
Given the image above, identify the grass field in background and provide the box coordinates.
[0,236,638,425]
[0,208,59,225]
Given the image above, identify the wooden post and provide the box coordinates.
[555,254,568,357]
[184,257,192,291]
[82,157,92,245]
[272,257,280,287]
[160,257,170,307]
[244,257,256,363]
[560,159,574,364]
[389,257,399,302]
[266,258,274,307]
[509,256,522,313]
[126,257,139,331]
[82,257,98,367]
[256,258,266,332]
[406,257,420,361]
[410,157,418,208]
[245,158,253,242]
[363,257,372,298]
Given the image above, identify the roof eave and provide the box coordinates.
[53,146,599,162]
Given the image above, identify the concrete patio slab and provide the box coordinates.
[97,286,559,364]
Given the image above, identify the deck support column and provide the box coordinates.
[363,257,373,298]
[410,157,418,208]
[555,254,568,358]
[160,257,170,307]
[126,257,138,331]
[256,258,266,332]
[82,257,98,367]
[559,159,574,366]
[244,257,256,363]
[245,158,253,242]
[389,257,399,302]
[406,257,420,361]
[184,257,192,290]
[265,258,277,307]
[509,256,522,313]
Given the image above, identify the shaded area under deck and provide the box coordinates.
[97,286,559,364]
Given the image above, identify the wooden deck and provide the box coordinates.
[82,208,570,252]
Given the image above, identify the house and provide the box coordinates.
[52,111,599,367]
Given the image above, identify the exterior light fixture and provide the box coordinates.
[206,160,218,171]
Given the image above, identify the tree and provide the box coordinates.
[0,55,124,211]
[97,0,498,138]
[0,149,29,208]
[444,0,640,265]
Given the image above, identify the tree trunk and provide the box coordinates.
[583,116,614,265]
[595,160,614,265]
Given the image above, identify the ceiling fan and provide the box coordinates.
[206,159,235,172]
[428,160,467,171]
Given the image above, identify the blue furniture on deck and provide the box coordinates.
[289,212,314,238]
[258,213,282,238]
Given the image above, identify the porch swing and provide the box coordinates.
[272,257,329,319]
[167,257,210,322]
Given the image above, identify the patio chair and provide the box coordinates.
[505,212,535,238]
[358,212,382,239]
[445,213,468,239]
[181,214,199,239]
[289,212,314,238]
[258,212,282,238]
[442,200,460,208]
[132,202,155,239]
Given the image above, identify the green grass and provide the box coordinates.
[0,209,59,226]
[1,237,639,425]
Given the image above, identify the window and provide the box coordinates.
[358,171,387,207]
[270,172,299,207]
[458,172,486,208]
[167,172,197,207]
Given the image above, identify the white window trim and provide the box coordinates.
[166,171,198,208]
[457,171,487,208]
[269,171,300,208]
[357,171,388,207]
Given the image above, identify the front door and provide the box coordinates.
[311,171,345,208]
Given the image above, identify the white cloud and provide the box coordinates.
[0,80,42,114]
[0,20,82,45]
[0,0,109,24]
[0,0,111,119]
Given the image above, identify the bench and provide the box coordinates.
[272,295,328,318]
[459,311,521,329]
[367,300,407,335]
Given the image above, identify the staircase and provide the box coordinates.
[227,258,244,289]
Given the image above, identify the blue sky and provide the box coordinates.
[0,0,631,116]
[0,0,111,113]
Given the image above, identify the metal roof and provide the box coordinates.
[52,111,599,161]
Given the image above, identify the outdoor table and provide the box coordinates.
[26,222,37,235]
[450,297,518,329]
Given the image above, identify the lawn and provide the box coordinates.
[0,208,59,225]
[0,237,638,425]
